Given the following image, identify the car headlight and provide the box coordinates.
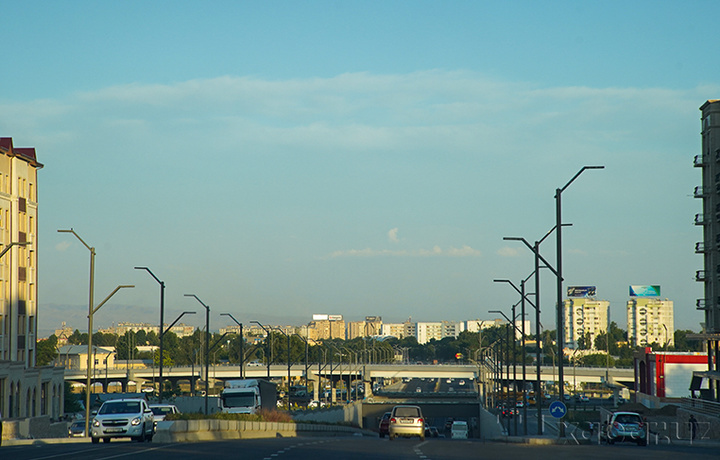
[131,417,141,426]
[92,419,100,427]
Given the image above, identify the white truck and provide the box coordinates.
[219,379,277,414]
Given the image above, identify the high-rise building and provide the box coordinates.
[563,298,609,349]
[0,137,64,420]
[694,99,720,401]
[627,298,674,348]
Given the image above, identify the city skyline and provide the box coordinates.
[2,2,717,338]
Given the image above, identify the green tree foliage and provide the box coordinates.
[672,329,704,352]
[115,332,139,361]
[36,334,59,365]
[64,382,83,414]
[67,329,87,345]
[578,353,615,367]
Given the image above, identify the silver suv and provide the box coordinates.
[91,398,155,443]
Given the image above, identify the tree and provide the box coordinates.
[64,381,82,414]
[673,329,703,352]
[115,332,138,361]
[67,329,87,345]
[578,353,615,367]
[36,335,59,365]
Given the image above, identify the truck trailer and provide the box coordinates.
[219,379,277,414]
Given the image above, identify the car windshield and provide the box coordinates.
[382,413,391,420]
[99,402,141,415]
[151,406,174,415]
[394,407,420,417]
[222,393,256,408]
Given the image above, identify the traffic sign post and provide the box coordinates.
[549,400,567,419]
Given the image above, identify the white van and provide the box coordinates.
[451,420,468,439]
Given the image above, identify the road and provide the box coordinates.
[3,436,717,460]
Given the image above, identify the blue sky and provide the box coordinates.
[1,1,717,336]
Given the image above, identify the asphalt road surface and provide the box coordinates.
[3,436,718,460]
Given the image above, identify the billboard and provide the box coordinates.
[630,285,661,297]
[567,286,596,297]
[365,316,382,322]
[312,314,329,321]
[328,315,343,321]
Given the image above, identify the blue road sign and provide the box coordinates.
[549,400,567,419]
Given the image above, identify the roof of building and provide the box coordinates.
[57,345,115,354]
[0,137,44,168]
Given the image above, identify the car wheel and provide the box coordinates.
[389,434,395,441]
[420,435,425,442]
[91,437,99,444]
[608,438,615,445]
[379,432,385,438]
[638,439,646,446]
[103,438,111,443]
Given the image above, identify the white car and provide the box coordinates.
[91,398,155,443]
[149,404,180,421]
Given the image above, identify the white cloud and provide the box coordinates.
[497,247,521,257]
[388,228,399,243]
[55,241,71,252]
[326,245,481,259]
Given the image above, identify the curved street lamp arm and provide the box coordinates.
[91,285,134,316]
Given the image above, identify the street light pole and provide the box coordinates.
[57,229,98,437]
[251,321,272,379]
[134,267,165,402]
[494,277,533,435]
[220,313,244,378]
[273,326,292,406]
[185,294,210,414]
[555,166,604,426]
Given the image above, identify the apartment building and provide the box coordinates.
[104,321,196,338]
[415,322,443,344]
[306,316,345,341]
[627,298,674,348]
[347,316,383,339]
[563,298,609,349]
[0,137,64,420]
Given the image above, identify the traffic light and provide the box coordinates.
[455,352,463,360]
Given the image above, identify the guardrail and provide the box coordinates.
[681,397,720,417]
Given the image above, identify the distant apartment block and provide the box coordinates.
[101,322,196,338]
[626,298,674,348]
[415,322,443,344]
[463,319,506,333]
[563,298,609,349]
[347,316,382,339]
[306,316,345,341]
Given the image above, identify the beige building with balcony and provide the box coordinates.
[0,137,64,422]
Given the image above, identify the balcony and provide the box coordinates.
[695,186,707,198]
[698,299,709,310]
[695,214,707,225]
[695,155,707,167]
[696,270,707,281]
[696,242,707,253]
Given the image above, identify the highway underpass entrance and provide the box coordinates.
[363,399,484,437]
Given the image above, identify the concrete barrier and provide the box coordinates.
[153,419,367,443]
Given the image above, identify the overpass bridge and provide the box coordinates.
[63,363,633,393]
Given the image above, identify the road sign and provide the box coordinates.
[549,400,567,419]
